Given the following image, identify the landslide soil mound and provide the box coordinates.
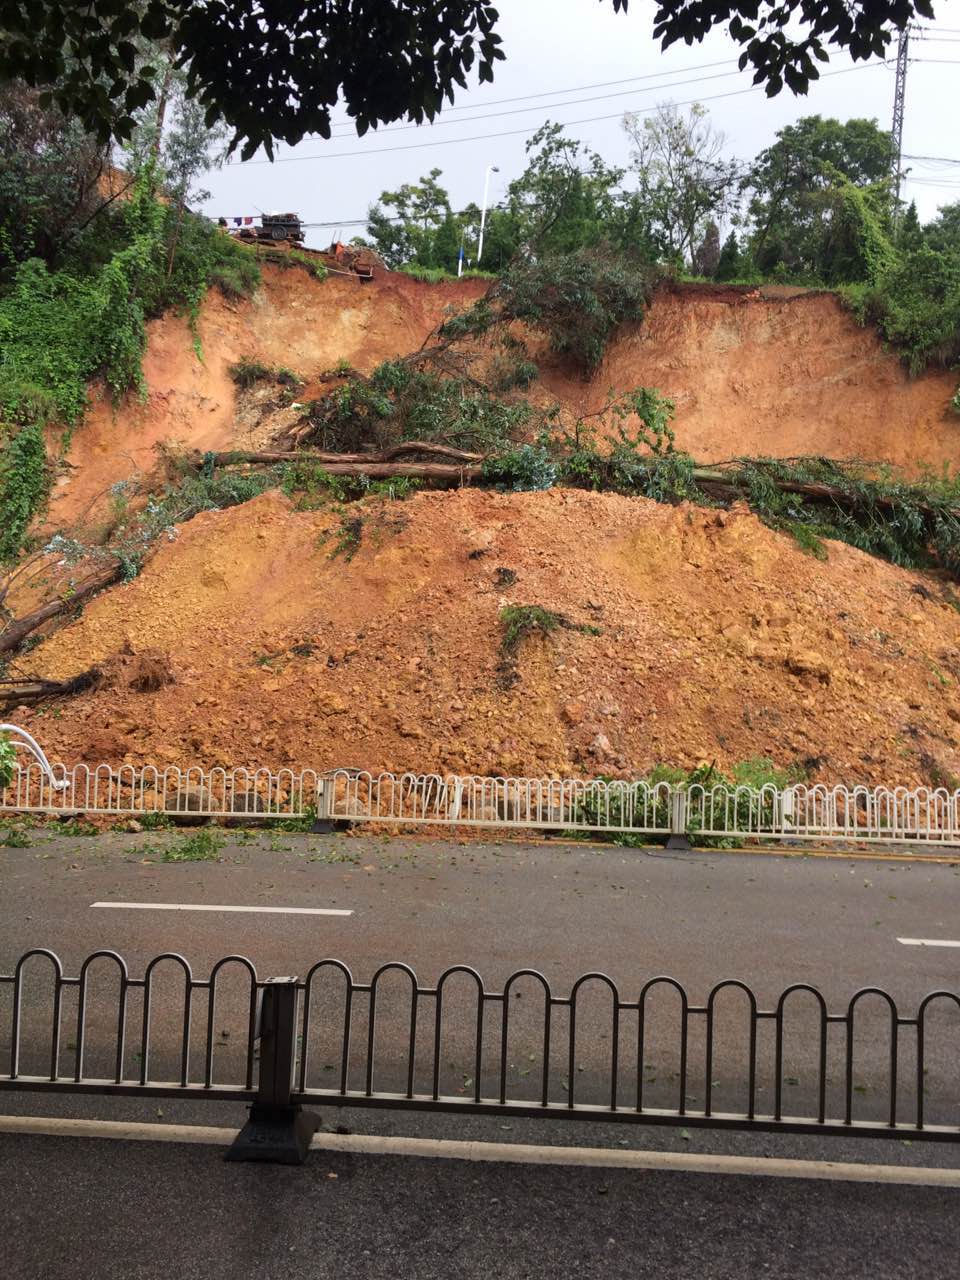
[16,486,960,787]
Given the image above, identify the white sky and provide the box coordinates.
[200,1,960,247]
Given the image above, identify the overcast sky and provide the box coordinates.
[199,1,960,248]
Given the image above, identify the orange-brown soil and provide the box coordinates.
[14,487,960,787]
[45,271,959,537]
[46,266,488,531]
[541,284,959,472]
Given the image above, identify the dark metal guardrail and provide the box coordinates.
[2,949,959,1163]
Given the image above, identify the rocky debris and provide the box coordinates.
[14,486,960,789]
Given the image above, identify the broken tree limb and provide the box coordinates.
[0,668,101,708]
[688,467,952,517]
[0,564,123,655]
[190,441,484,468]
[291,461,482,481]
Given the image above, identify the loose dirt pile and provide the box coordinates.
[15,487,960,787]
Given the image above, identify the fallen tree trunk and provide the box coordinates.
[0,564,123,655]
[193,441,484,468]
[293,461,482,480]
[688,467,931,515]
[0,668,101,707]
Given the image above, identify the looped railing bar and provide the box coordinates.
[1,949,959,1144]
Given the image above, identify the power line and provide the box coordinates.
[903,153,960,164]
[312,66,749,140]
[227,61,887,170]
[318,58,742,135]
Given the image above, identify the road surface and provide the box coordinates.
[2,830,960,1277]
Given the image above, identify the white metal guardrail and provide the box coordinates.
[0,760,326,820]
[325,769,960,846]
[3,747,960,848]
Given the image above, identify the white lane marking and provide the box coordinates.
[2,1117,959,1187]
[897,937,960,948]
[91,902,352,916]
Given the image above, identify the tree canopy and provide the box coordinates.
[745,115,895,280]
[0,0,931,158]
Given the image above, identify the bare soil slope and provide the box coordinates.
[47,273,959,536]
[542,285,959,470]
[17,487,960,787]
[47,266,487,530]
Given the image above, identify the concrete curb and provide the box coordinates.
[2,1115,959,1186]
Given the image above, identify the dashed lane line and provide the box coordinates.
[91,902,353,916]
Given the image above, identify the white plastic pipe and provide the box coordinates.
[0,723,67,790]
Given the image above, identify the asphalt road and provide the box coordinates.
[2,831,960,1277]
[3,1132,959,1280]
[2,830,960,1136]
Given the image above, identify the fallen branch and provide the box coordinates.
[689,467,953,518]
[0,668,101,708]
[189,443,484,468]
[0,563,123,655]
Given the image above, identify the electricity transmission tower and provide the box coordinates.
[891,26,910,207]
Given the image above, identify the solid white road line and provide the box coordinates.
[897,937,960,948]
[2,1116,959,1187]
[90,902,353,916]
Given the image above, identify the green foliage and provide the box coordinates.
[115,465,282,579]
[57,818,98,836]
[491,353,539,392]
[576,757,803,848]
[398,264,495,283]
[229,358,274,388]
[624,104,739,265]
[746,115,894,282]
[723,456,960,576]
[0,173,260,431]
[499,604,601,671]
[268,805,318,832]
[282,461,352,509]
[0,825,31,848]
[329,514,364,560]
[0,422,48,560]
[160,827,225,862]
[502,123,629,261]
[0,82,109,281]
[303,358,535,455]
[494,249,655,374]
[841,247,960,375]
[482,443,557,492]
[137,811,172,831]
[0,731,14,788]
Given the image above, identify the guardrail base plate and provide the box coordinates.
[664,834,693,851]
[225,1105,319,1164]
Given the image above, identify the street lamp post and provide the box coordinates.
[476,163,499,270]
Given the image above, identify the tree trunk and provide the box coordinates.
[0,565,123,655]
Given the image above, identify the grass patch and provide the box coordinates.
[0,826,32,847]
[56,818,99,836]
[160,827,225,862]
[497,604,601,689]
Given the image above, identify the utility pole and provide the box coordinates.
[891,26,910,208]
[477,164,499,268]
